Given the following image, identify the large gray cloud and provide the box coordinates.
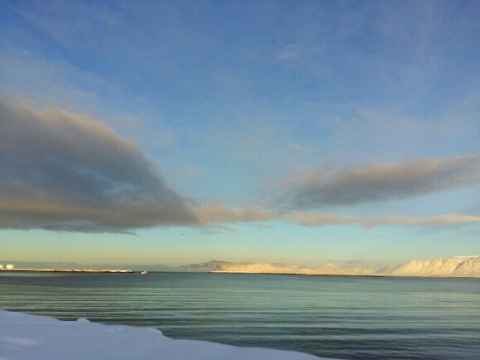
[280,155,480,209]
[0,98,197,231]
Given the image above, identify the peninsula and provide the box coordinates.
[0,267,133,274]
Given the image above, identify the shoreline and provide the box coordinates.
[0,268,134,274]
[1,269,478,278]
[209,271,480,278]
[0,310,327,360]
[209,270,385,277]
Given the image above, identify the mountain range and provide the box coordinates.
[387,256,480,277]
[180,256,480,278]
[4,256,480,277]
[179,260,379,276]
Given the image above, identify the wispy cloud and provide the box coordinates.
[284,212,480,228]
[279,155,480,209]
[276,43,305,61]
[191,205,480,228]
[0,98,196,232]
[192,205,275,226]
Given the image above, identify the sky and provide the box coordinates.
[1,0,479,269]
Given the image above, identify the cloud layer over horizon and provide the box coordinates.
[193,205,480,228]
[1,98,479,233]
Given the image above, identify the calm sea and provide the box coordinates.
[1,272,479,359]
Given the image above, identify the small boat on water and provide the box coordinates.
[140,270,148,275]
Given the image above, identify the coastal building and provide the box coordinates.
[6,264,14,270]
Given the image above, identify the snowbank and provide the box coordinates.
[0,310,331,360]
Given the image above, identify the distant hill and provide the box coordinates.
[178,260,378,276]
[178,260,233,272]
[180,256,480,277]
[387,256,480,277]
[7,256,480,277]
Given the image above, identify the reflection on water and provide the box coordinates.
[1,273,479,360]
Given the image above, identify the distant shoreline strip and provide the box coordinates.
[0,268,133,274]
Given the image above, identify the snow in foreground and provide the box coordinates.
[0,310,333,360]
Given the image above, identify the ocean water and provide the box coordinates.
[1,272,479,360]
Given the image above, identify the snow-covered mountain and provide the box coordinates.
[180,256,480,277]
[179,261,378,276]
[388,256,480,277]
[178,260,233,272]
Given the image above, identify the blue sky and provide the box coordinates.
[1,0,479,268]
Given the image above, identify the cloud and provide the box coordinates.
[1,98,478,233]
[276,44,304,61]
[192,205,275,226]
[191,205,480,229]
[284,212,480,228]
[0,98,196,232]
[279,156,480,209]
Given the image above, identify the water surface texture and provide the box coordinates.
[1,273,479,359]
